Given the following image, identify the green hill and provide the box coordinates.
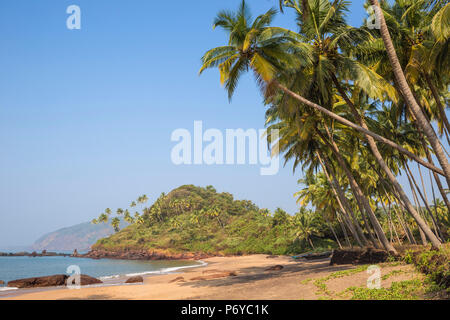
[93,185,336,256]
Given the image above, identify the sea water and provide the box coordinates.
[0,255,204,292]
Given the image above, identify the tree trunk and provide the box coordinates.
[408,163,444,240]
[429,170,446,241]
[274,82,445,176]
[320,126,395,253]
[308,237,315,250]
[423,72,450,137]
[331,74,442,249]
[369,0,450,187]
[422,139,450,213]
[405,168,428,245]
[326,218,343,249]
[317,151,367,246]
[337,213,352,247]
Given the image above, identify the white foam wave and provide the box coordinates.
[0,287,18,292]
[99,260,208,281]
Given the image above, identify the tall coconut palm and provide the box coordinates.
[368,0,450,186]
[200,0,443,176]
[279,0,442,249]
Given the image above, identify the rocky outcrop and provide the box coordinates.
[125,276,144,284]
[80,249,213,261]
[8,274,102,288]
[0,251,68,257]
[71,249,81,257]
[330,248,393,265]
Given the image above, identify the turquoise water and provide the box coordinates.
[0,256,202,288]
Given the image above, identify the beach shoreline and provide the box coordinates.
[0,254,421,300]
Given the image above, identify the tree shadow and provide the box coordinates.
[178,258,354,289]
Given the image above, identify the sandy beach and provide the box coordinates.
[1,254,421,300]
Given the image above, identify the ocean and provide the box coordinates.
[0,255,204,294]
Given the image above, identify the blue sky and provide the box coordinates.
[0,0,443,247]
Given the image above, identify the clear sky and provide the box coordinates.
[0,0,443,247]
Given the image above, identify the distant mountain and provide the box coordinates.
[31,220,128,252]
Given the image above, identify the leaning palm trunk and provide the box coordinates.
[390,186,420,245]
[429,170,446,241]
[325,218,343,249]
[317,151,367,246]
[369,0,450,187]
[421,133,450,213]
[337,214,352,247]
[406,163,444,240]
[405,169,429,245]
[423,73,450,139]
[274,82,445,176]
[407,108,450,213]
[385,195,402,244]
[330,75,442,249]
[320,126,395,253]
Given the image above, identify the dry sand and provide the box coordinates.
[2,254,420,300]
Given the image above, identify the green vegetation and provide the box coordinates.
[93,185,338,255]
[312,265,369,297]
[404,245,450,291]
[347,279,424,300]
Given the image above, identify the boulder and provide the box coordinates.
[78,275,103,286]
[265,265,284,271]
[8,274,102,288]
[125,276,144,284]
[8,275,68,288]
[330,248,391,265]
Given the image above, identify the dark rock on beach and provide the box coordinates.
[8,274,103,288]
[78,275,103,286]
[125,276,144,284]
[265,265,284,271]
[8,274,68,288]
[330,247,392,265]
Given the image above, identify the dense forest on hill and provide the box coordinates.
[92,185,337,255]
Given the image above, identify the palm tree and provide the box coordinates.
[368,0,450,186]
[292,208,321,250]
[200,0,443,176]
[111,217,121,232]
[265,103,370,247]
[278,0,441,249]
